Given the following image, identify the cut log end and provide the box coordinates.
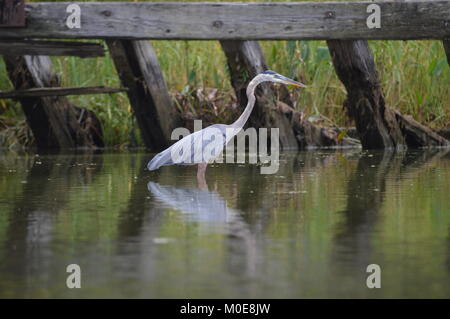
[393,110,450,148]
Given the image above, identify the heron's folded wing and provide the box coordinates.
[147,148,173,170]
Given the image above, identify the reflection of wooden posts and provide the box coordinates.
[332,151,395,272]
[107,40,181,152]
[327,40,449,149]
[3,152,102,284]
[334,148,449,262]
[3,55,104,148]
[220,40,298,149]
[117,156,159,238]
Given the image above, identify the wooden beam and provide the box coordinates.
[107,40,181,151]
[0,0,25,27]
[0,40,105,57]
[0,1,449,40]
[0,86,127,98]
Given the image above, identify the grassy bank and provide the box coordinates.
[0,1,449,147]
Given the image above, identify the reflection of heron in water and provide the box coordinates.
[147,71,306,183]
[148,181,259,276]
[148,181,228,224]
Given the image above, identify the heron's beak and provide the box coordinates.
[284,79,307,88]
[278,75,307,88]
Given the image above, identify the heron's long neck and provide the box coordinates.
[231,77,262,129]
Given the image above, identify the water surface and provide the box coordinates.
[0,149,449,298]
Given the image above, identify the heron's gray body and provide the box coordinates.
[147,123,236,170]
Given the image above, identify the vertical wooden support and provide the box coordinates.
[0,0,25,27]
[220,40,299,149]
[327,40,399,149]
[3,55,104,149]
[106,40,181,152]
[327,40,448,149]
[443,40,450,66]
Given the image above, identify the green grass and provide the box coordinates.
[1,0,449,147]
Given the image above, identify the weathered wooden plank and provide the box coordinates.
[0,86,127,98]
[3,55,104,149]
[327,40,449,149]
[0,0,25,27]
[106,40,181,151]
[0,40,105,57]
[0,1,449,40]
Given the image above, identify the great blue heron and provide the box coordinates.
[148,181,258,274]
[147,70,306,182]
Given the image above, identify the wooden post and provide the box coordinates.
[107,40,181,152]
[220,40,299,149]
[327,40,448,149]
[3,55,104,149]
[443,40,450,66]
[0,0,25,27]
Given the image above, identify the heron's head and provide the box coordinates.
[261,70,306,88]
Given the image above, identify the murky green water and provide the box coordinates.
[0,149,449,298]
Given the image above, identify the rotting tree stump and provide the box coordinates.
[107,40,181,152]
[3,55,104,149]
[327,40,449,149]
